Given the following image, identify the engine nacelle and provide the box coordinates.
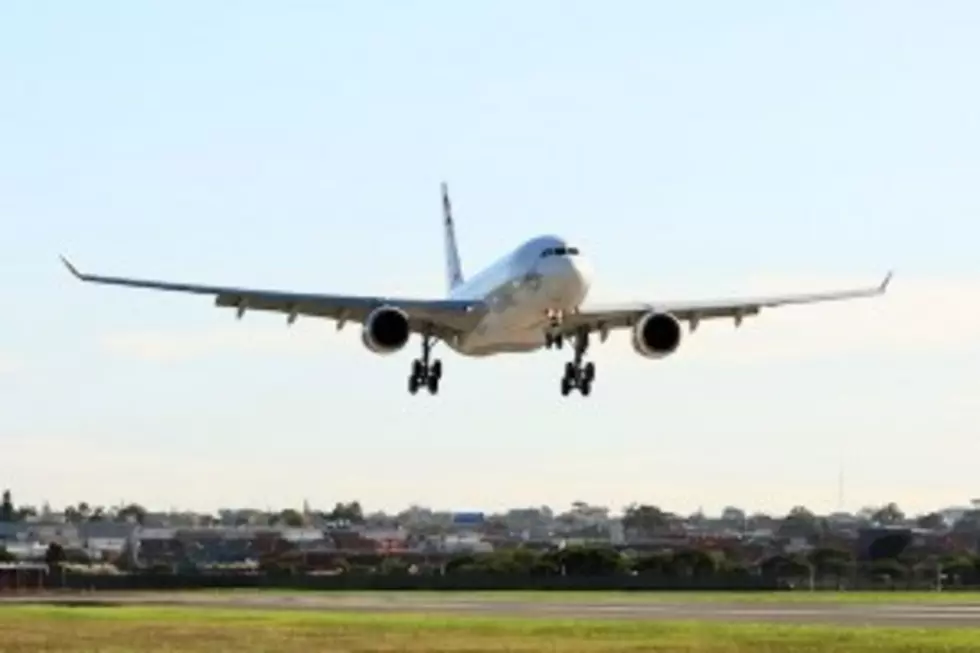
[631,311,683,359]
[361,305,411,355]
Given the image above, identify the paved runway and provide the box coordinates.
[3,592,980,628]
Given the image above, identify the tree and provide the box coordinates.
[761,554,811,584]
[328,501,364,524]
[64,506,82,524]
[872,503,905,525]
[937,554,976,586]
[721,506,746,527]
[621,504,668,538]
[15,505,37,521]
[116,503,147,525]
[746,512,777,531]
[856,506,878,523]
[915,512,946,531]
[279,509,304,528]
[808,546,854,586]
[45,542,67,569]
[1,489,14,522]
[777,506,822,539]
[672,548,719,578]
[543,545,626,576]
[460,549,554,577]
[631,551,673,576]
[867,558,906,583]
[687,509,707,527]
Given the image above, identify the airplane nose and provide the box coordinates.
[538,254,592,304]
[570,255,593,293]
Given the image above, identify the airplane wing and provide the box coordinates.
[60,256,487,338]
[563,272,893,334]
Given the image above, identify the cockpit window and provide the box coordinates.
[540,246,580,258]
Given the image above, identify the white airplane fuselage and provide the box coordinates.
[445,234,593,357]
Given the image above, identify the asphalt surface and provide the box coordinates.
[3,592,980,627]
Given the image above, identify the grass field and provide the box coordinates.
[2,605,980,652]
[203,588,980,604]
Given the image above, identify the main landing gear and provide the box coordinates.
[560,328,595,397]
[408,334,442,395]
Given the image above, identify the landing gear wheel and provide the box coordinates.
[583,362,595,383]
[408,333,443,396]
[564,362,576,380]
[561,376,572,396]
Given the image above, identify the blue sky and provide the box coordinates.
[2,1,978,517]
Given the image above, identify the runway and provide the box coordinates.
[4,592,980,628]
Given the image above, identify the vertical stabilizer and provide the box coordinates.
[442,182,464,293]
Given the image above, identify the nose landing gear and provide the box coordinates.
[408,334,442,395]
[544,309,565,349]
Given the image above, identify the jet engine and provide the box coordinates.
[631,310,682,359]
[361,306,411,354]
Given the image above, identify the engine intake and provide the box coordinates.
[632,311,682,358]
[361,306,411,354]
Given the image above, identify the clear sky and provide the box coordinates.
[2,1,978,518]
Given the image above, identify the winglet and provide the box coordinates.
[60,255,84,280]
[879,271,893,293]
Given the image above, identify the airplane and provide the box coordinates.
[61,182,892,397]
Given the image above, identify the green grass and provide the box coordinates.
[1,605,979,652]
[198,588,980,604]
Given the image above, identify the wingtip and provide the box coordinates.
[880,270,893,292]
[60,254,82,279]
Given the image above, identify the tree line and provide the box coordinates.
[21,543,980,592]
[260,543,980,586]
[0,490,365,527]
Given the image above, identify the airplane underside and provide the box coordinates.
[406,308,597,398]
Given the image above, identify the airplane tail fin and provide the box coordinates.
[441,182,464,293]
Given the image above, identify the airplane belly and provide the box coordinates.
[453,287,546,356]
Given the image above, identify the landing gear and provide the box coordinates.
[544,310,565,350]
[560,328,595,397]
[408,334,442,395]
